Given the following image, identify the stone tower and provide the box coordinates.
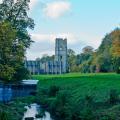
[55,38,67,73]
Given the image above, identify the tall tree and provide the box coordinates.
[111,29,120,73]
[0,0,34,82]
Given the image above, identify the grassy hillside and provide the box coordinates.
[33,73,120,102]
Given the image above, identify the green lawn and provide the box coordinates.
[33,73,120,102]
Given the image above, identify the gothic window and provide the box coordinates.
[60,56,62,60]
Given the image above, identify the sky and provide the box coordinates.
[4,0,120,60]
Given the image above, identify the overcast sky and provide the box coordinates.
[12,0,120,60]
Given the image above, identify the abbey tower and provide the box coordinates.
[55,38,67,73]
[25,38,68,74]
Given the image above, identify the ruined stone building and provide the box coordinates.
[25,38,68,74]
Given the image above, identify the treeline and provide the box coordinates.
[38,28,120,73]
[68,28,120,73]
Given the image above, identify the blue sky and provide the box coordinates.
[26,0,120,60]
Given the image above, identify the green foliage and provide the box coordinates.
[109,89,119,104]
[93,28,120,73]
[35,73,120,120]
[13,66,29,81]
[0,22,16,82]
[67,47,94,73]
[99,105,120,120]
[0,96,35,120]
[34,73,120,102]
[45,90,72,120]
[37,28,120,73]
[80,107,95,120]
[112,57,120,74]
[84,95,94,107]
[48,85,60,97]
[0,0,34,82]
[36,87,49,105]
[67,49,76,72]
[0,110,9,120]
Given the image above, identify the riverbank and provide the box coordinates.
[34,73,120,120]
[1,73,120,120]
[0,96,35,120]
[0,96,53,120]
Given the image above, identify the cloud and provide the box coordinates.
[43,1,71,19]
[31,33,78,44]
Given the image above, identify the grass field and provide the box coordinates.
[33,73,120,102]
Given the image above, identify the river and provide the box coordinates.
[23,103,53,120]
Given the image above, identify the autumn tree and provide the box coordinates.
[111,29,120,73]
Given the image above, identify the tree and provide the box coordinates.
[67,49,77,72]
[111,29,120,73]
[0,22,16,82]
[0,0,34,82]
[92,29,120,73]
[76,46,94,73]
[82,46,94,54]
[93,34,112,72]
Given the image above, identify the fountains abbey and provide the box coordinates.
[25,38,68,74]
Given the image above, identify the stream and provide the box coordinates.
[23,103,53,120]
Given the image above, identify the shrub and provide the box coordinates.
[109,89,119,104]
[49,90,72,120]
[80,107,95,120]
[0,110,9,120]
[84,95,94,108]
[36,87,49,105]
[116,67,120,74]
[48,85,60,97]
[100,115,115,120]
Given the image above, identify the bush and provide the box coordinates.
[80,107,95,120]
[49,90,72,120]
[13,66,30,82]
[100,115,115,120]
[84,95,94,108]
[48,85,60,97]
[116,67,120,74]
[0,110,9,120]
[36,87,49,105]
[109,89,119,104]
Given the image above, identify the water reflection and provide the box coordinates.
[23,103,53,120]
